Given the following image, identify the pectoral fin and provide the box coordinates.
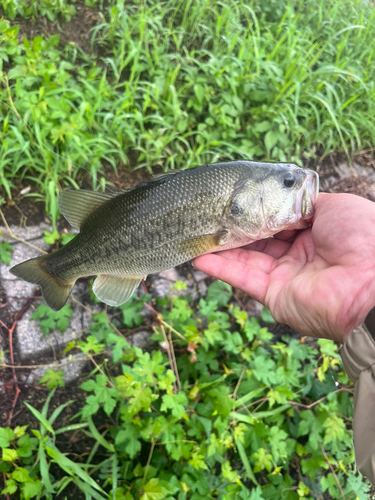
[177,234,221,256]
[93,275,143,307]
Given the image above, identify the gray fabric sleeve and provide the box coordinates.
[340,325,375,486]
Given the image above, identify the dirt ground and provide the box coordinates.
[2,0,101,56]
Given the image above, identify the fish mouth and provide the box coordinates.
[295,170,319,220]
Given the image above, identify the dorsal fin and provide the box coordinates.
[152,169,182,181]
[58,190,116,229]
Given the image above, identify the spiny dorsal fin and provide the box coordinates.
[58,190,116,229]
[152,169,182,181]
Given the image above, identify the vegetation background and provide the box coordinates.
[1,0,375,498]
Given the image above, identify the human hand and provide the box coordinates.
[194,193,375,344]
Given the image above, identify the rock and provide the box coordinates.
[191,270,209,283]
[149,268,180,298]
[16,304,87,362]
[0,223,51,311]
[185,270,208,299]
[25,353,89,386]
[148,268,209,300]
[126,329,155,350]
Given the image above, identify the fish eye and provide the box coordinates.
[284,176,296,188]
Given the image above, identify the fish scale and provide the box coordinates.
[10,161,319,310]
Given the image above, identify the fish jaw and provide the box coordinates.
[293,170,319,229]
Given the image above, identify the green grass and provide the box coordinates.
[1,0,375,223]
[1,0,77,21]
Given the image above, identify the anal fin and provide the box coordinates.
[93,275,143,307]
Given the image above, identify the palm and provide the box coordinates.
[194,193,375,343]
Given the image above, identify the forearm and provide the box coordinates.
[340,322,375,486]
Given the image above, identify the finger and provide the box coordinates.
[242,237,292,259]
[210,247,277,274]
[193,253,269,304]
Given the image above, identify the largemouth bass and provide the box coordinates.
[10,161,319,310]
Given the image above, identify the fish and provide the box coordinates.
[10,160,319,311]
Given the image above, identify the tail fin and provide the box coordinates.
[10,256,74,311]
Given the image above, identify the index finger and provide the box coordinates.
[241,237,292,259]
[193,253,269,304]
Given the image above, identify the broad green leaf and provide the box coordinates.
[31,304,73,335]
[23,480,42,500]
[13,426,27,438]
[141,478,168,500]
[251,447,273,473]
[0,427,15,448]
[12,467,30,482]
[119,295,145,328]
[206,280,231,306]
[0,241,13,264]
[161,392,187,419]
[193,84,205,104]
[39,369,65,389]
[2,448,18,461]
[43,229,59,244]
[1,478,17,495]
[260,307,275,324]
[323,414,345,444]
[188,451,208,470]
[17,435,38,458]
[264,130,279,151]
